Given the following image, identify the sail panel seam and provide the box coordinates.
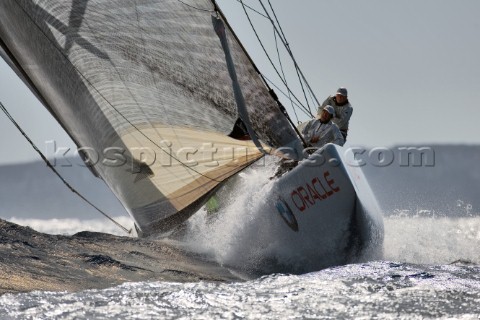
[176,0,214,13]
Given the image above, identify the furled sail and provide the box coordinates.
[0,0,302,235]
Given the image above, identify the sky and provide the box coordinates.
[1,0,480,165]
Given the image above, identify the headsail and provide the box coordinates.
[0,0,302,235]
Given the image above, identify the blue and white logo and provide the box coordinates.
[275,198,299,232]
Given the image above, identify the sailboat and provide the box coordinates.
[0,0,383,269]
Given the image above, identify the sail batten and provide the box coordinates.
[0,0,300,235]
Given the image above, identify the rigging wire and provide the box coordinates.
[307,83,320,114]
[238,0,313,118]
[257,0,313,115]
[236,0,319,120]
[262,75,312,119]
[233,0,268,18]
[0,101,132,235]
[272,25,299,124]
[265,0,320,107]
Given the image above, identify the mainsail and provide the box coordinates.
[0,0,302,235]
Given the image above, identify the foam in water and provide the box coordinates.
[174,155,378,274]
[176,156,480,271]
[176,156,280,274]
[384,214,480,265]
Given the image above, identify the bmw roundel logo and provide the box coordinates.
[275,198,299,232]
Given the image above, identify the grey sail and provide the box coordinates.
[0,0,302,236]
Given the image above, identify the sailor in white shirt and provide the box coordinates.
[319,87,353,141]
[300,105,344,148]
[272,106,344,179]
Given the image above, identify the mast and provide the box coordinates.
[211,0,308,149]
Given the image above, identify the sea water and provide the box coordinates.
[1,213,479,319]
[1,160,480,319]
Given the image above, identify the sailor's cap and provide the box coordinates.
[323,105,335,117]
[336,87,348,97]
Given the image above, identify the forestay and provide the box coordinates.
[0,0,301,235]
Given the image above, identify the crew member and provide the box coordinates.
[319,87,353,141]
[272,106,344,179]
[301,105,344,148]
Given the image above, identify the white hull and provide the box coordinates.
[222,144,384,274]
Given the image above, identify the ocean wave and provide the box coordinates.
[384,215,480,264]
[7,217,135,237]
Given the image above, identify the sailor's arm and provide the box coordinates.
[300,120,313,143]
[333,105,353,131]
[331,124,345,146]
